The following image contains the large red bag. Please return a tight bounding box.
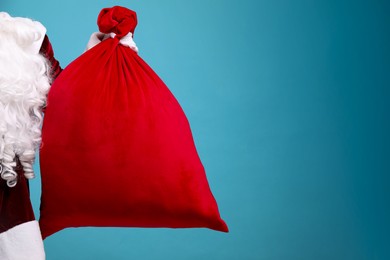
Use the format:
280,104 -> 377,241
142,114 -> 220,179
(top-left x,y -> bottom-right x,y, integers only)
39,6 -> 228,238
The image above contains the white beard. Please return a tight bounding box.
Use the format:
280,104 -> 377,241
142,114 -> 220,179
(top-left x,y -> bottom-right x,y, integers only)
0,12 -> 50,187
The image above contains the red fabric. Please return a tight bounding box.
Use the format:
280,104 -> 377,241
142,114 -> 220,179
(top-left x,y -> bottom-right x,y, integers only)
98,6 -> 137,37
40,34 -> 62,113
0,167 -> 35,233
39,35 -> 62,81
39,6 -> 228,239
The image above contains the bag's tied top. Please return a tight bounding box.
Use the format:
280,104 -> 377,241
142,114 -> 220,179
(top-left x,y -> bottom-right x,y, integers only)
86,6 -> 138,52
98,6 -> 137,38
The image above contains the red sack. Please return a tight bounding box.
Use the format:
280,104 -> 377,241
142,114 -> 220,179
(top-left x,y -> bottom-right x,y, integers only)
39,6 -> 228,239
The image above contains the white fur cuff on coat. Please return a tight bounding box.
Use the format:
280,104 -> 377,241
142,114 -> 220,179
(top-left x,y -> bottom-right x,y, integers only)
0,220 -> 45,260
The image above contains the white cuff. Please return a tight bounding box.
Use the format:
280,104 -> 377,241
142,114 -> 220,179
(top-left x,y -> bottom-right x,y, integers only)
0,220 -> 45,260
86,31 -> 138,53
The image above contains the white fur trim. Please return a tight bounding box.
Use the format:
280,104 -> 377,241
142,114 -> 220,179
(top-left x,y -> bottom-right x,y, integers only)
86,31 -> 138,53
0,12 -> 46,55
86,32 -> 106,51
27,21 -> 47,55
0,220 -> 45,260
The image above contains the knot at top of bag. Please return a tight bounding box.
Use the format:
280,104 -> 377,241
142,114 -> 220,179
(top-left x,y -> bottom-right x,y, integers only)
97,6 -> 137,39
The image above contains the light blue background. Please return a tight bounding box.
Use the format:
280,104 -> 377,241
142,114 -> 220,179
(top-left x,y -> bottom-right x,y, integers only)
2,0 -> 389,259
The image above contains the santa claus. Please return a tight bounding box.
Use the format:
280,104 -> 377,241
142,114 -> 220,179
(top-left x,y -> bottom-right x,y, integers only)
0,12 -> 61,259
